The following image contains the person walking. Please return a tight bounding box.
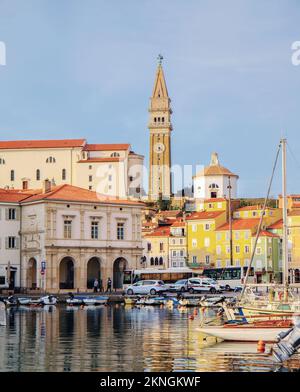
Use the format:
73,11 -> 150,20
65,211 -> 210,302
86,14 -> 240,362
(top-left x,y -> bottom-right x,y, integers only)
93,278 -> 99,293
99,278 -> 103,293
106,277 -> 112,293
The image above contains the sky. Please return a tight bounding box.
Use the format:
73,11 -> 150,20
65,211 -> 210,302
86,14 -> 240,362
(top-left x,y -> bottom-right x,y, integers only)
0,0 -> 300,197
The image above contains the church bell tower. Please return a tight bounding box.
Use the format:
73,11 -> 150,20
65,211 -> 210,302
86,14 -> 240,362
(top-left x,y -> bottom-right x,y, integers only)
148,55 -> 172,201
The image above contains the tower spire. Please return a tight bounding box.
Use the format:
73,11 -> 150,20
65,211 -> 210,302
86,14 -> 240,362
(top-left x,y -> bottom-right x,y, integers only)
148,56 -> 172,201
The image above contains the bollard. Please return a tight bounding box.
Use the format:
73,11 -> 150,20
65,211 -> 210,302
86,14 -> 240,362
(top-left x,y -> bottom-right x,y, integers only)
257,340 -> 266,353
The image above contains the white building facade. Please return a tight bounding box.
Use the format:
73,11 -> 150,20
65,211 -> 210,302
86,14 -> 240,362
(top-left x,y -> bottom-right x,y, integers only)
0,184 -> 144,292
0,139 -> 144,199
193,152 -> 238,200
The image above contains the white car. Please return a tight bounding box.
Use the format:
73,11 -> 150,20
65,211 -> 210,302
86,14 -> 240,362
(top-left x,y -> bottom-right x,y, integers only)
168,279 -> 188,292
126,280 -> 168,296
187,278 -> 222,294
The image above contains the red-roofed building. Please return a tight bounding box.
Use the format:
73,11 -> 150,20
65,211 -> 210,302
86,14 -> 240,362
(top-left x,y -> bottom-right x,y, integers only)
0,182 -> 145,292
0,138 -> 144,199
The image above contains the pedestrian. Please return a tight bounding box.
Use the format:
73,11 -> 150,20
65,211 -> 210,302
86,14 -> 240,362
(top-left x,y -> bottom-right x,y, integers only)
93,278 -> 99,293
99,278 -> 103,293
106,277 -> 112,293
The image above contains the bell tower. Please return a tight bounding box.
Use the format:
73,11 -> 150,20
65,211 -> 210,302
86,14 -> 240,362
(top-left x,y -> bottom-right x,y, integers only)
148,55 -> 172,201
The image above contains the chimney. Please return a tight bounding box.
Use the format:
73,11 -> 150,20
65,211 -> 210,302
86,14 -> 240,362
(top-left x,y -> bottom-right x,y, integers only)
43,179 -> 51,193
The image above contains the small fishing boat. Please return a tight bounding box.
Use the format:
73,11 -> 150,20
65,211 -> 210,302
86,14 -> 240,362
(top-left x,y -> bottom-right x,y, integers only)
135,296 -> 166,306
124,297 -> 138,305
200,296 -> 226,308
40,295 -> 57,305
143,297 -> 165,306
179,298 -> 201,307
198,319 -> 293,342
82,296 -> 108,306
66,293 -> 88,305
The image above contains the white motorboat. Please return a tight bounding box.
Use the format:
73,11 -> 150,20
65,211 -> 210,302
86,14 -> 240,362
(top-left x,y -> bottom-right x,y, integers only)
40,295 -> 57,305
198,320 -> 293,342
82,296 -> 108,306
179,298 -> 200,307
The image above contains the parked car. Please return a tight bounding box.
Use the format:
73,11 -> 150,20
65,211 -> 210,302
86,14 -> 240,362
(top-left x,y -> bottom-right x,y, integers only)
187,278 -> 222,294
168,279 -> 188,292
126,280 -> 168,296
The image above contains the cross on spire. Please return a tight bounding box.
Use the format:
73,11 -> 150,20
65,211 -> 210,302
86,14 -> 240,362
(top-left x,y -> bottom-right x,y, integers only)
157,54 -> 163,65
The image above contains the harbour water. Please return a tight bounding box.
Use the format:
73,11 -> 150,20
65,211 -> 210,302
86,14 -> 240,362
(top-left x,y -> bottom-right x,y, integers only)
0,305 -> 299,372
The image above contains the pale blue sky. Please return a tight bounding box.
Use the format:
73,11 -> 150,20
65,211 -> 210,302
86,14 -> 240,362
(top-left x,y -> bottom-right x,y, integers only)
0,0 -> 300,197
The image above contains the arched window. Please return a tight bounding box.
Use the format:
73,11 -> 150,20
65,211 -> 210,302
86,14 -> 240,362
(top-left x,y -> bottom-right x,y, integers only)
10,170 -> 15,181
111,152 -> 120,158
62,169 -> 66,180
159,257 -> 163,265
46,156 -> 56,163
209,183 -> 219,189
154,257 -> 159,266
36,169 -> 40,180
150,257 -> 154,266
0,158 -> 5,164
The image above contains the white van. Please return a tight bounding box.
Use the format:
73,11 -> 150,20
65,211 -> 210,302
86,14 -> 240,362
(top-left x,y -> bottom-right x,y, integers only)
187,278 -> 222,294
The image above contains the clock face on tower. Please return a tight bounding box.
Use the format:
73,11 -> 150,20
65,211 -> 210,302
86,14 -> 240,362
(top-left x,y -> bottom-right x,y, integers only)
154,142 -> 165,154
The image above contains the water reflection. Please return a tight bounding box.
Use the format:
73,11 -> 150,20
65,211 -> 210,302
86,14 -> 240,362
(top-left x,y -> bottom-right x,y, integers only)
0,305 -> 299,372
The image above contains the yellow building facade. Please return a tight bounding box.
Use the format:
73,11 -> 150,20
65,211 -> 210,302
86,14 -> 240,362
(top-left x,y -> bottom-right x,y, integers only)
186,211 -> 227,267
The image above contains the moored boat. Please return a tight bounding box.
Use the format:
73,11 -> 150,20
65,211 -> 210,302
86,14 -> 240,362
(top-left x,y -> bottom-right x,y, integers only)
179,298 -> 201,307
198,319 -> 293,342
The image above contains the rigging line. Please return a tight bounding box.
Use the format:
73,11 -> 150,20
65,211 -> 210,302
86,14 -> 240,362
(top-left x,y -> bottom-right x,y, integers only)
240,142 -> 282,300
287,141 -> 300,171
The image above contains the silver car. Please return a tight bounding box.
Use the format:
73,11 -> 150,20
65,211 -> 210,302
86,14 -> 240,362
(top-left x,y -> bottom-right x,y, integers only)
126,280 -> 167,296
168,279 -> 188,293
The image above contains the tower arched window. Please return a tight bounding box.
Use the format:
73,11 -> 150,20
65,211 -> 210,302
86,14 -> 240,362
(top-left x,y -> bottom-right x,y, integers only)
111,152 -> 120,158
209,183 -> 219,189
62,169 -> 66,180
36,169 -> 40,180
46,156 -> 56,163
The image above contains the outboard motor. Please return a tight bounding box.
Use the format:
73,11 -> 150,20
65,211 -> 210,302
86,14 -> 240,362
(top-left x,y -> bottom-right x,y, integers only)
272,316 -> 300,362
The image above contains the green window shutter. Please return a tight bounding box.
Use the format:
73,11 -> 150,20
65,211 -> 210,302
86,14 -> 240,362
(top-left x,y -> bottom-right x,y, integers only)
5,208 -> 9,220
5,237 -> 8,249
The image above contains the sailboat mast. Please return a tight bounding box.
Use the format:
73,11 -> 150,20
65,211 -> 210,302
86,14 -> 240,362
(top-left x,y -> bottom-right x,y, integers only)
281,138 -> 289,290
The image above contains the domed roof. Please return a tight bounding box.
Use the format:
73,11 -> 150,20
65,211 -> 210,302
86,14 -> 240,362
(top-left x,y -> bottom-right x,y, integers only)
195,153 -> 239,178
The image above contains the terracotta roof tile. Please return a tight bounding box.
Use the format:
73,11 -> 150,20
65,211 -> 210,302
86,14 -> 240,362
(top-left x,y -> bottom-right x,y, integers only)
20,184 -> 145,206
256,230 -> 279,238
186,211 -> 224,221
216,218 -> 260,231
83,144 -> 130,151
288,210 -> 300,217
0,139 -> 86,149
144,226 -> 171,237
78,157 -> 124,163
267,219 -> 283,229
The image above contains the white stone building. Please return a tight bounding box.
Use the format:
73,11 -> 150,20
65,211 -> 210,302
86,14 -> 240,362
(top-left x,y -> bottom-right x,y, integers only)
0,183 -> 144,292
193,152 -> 238,200
0,139 -> 144,199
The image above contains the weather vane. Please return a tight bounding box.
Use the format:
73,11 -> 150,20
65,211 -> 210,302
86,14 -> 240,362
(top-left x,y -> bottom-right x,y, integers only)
157,54 -> 163,65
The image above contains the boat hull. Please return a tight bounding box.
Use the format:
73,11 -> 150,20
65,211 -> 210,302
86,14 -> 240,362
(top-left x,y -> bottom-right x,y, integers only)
198,326 -> 290,342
